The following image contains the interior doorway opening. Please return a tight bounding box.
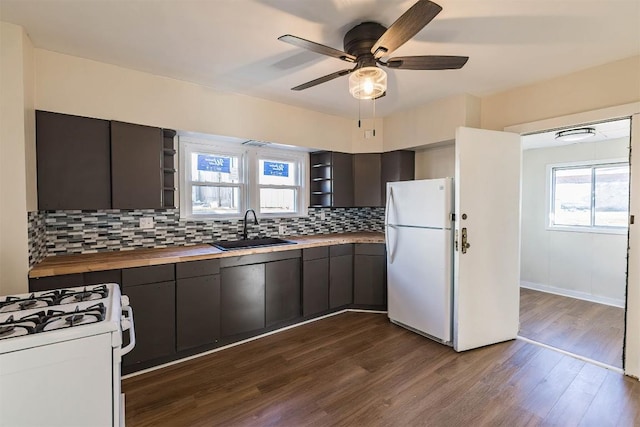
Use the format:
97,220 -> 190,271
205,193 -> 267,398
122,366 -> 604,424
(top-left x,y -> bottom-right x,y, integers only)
518,118 -> 631,369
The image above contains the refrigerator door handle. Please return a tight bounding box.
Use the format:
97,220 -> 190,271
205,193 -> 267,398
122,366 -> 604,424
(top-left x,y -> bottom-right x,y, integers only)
385,186 -> 396,263
385,185 -> 394,226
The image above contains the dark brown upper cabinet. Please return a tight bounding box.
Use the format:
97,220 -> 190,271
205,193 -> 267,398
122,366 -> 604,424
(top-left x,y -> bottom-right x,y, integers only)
309,151 -> 354,208
381,150 -> 415,205
353,153 -> 382,207
331,152 -> 354,207
111,121 -> 164,209
36,111 -> 112,210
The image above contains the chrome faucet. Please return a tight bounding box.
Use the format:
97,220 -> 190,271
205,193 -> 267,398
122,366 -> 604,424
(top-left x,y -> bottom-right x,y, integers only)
242,209 -> 259,240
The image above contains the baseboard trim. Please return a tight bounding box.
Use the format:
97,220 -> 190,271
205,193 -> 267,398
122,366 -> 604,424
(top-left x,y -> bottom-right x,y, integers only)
122,309 -> 387,380
520,281 -> 625,308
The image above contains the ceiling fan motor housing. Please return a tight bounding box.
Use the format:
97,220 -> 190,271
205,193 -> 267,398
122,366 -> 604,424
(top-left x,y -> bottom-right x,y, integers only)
344,22 -> 387,67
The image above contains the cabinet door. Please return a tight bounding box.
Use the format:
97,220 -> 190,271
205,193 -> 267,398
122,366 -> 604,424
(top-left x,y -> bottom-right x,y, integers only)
266,258 -> 301,327
122,280 -> 176,367
354,153 -> 382,207
329,254 -> 353,308
177,275 -> 220,351
111,121 -> 163,209
220,264 -> 265,336
354,254 -> 387,306
332,152 -> 354,207
302,258 -> 329,316
36,111 -> 111,210
381,150 -> 415,204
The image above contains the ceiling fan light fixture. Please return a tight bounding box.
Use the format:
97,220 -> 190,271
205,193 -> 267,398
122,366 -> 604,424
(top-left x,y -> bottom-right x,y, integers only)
555,127 -> 596,142
348,66 -> 387,100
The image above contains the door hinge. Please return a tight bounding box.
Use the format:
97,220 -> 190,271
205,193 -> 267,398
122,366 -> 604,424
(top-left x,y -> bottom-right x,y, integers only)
631,215 -> 635,225
450,213 -> 456,222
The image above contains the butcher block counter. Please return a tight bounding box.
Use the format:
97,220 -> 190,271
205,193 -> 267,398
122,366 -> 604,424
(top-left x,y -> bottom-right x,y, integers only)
29,232 -> 384,278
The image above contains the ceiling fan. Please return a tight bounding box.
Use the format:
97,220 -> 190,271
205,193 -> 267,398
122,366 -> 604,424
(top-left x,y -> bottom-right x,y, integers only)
278,0 -> 469,100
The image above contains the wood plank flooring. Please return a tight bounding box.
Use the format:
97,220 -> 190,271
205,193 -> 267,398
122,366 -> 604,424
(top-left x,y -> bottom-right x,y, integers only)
519,288 -> 625,368
123,312 -> 640,426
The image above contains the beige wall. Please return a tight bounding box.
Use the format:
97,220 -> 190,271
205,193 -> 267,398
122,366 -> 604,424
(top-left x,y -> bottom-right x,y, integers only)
414,143 -> 455,180
383,94 -> 480,151
35,49 -> 354,153
0,22 -> 34,295
521,138 -> 629,305
481,56 -> 640,131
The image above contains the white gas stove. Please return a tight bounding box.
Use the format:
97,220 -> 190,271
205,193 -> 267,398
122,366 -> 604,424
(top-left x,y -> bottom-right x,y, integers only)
0,283 -> 135,427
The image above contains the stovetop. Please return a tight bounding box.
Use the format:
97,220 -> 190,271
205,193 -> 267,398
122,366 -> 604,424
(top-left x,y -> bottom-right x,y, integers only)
0,284 -> 123,349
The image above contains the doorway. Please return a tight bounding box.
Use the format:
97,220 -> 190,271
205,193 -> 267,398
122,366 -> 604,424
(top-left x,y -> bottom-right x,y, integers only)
518,118 -> 631,369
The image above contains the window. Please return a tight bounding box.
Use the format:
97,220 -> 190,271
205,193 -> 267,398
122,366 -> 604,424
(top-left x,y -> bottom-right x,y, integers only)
180,138 -> 307,219
257,155 -> 301,214
549,160 -> 629,232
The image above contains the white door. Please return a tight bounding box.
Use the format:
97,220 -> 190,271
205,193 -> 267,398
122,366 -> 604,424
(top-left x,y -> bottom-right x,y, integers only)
453,126 -> 522,352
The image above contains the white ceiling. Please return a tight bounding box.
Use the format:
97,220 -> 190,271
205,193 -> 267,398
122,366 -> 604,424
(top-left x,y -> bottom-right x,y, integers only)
522,118 -> 631,150
1,0 -> 639,119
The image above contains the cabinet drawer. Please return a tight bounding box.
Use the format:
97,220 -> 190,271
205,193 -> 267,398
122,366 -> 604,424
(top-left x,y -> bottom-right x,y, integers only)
354,243 -> 386,256
220,250 -> 301,268
303,246 -> 329,261
84,269 -> 122,286
29,274 -> 84,292
176,259 -> 220,279
122,264 -> 175,287
330,244 -> 353,257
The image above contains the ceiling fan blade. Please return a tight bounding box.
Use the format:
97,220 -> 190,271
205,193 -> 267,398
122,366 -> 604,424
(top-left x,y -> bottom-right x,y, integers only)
371,0 -> 442,59
291,69 -> 354,91
278,35 -> 356,63
382,55 -> 469,70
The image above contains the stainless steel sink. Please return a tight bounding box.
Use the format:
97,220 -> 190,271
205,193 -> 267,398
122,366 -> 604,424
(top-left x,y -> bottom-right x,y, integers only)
211,237 -> 297,251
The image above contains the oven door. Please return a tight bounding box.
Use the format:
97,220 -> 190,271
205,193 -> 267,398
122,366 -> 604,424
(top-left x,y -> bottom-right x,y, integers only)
0,333 -> 113,427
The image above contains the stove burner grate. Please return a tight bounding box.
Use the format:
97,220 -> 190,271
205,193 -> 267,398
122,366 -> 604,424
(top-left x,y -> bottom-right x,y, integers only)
36,303 -> 106,333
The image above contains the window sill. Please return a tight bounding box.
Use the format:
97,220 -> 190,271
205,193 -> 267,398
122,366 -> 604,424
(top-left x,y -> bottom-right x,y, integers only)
546,225 -> 628,235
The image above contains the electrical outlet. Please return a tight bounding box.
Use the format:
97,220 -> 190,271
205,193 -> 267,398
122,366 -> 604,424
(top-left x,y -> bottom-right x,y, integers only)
279,224 -> 286,235
320,211 -> 326,221
139,217 -> 154,229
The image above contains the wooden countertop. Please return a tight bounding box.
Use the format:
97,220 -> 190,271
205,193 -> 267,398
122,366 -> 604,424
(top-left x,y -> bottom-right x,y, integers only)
29,232 -> 385,278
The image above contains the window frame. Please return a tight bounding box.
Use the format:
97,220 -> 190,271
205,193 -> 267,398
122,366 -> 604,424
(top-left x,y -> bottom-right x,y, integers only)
251,148 -> 305,218
546,158 -> 629,235
179,137 -> 308,220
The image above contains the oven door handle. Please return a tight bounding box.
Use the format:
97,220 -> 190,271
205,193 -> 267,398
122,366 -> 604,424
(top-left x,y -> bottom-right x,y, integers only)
120,305 -> 136,357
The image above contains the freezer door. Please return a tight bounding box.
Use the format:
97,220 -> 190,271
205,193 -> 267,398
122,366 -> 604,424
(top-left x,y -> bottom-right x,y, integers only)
386,178 -> 452,229
387,225 -> 452,342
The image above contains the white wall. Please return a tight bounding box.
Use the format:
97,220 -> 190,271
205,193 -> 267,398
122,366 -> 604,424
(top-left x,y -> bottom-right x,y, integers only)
520,137 -> 629,306
0,22 -> 34,296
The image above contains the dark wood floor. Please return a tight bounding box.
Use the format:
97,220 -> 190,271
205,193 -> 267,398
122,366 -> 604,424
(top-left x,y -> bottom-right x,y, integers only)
519,288 -> 625,368
123,312 -> 640,426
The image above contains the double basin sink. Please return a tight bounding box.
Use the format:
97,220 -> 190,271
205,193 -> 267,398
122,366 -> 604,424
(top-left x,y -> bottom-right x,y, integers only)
211,237 -> 297,251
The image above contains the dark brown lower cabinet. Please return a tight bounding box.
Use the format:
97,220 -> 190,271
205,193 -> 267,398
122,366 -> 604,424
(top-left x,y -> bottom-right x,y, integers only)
122,280 -> 176,367
176,275 -> 220,351
354,244 -> 387,306
329,245 -> 354,308
220,264 -> 266,336
302,248 -> 329,316
266,258 -> 301,327
29,269 -> 122,292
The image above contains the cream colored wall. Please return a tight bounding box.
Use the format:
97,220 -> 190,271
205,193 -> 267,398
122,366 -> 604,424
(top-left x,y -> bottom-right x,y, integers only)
35,49 -> 353,153
414,143 -> 455,180
521,138 -> 629,305
351,118 -> 383,153
481,56 -> 640,131
383,94 -> 480,151
0,22 -> 34,295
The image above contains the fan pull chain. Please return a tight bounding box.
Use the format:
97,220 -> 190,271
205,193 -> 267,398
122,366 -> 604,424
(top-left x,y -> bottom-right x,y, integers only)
358,97 -> 361,128
373,97 -> 376,137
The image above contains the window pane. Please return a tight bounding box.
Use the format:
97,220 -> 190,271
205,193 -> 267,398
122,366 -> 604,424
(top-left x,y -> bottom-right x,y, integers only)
191,186 -> 240,215
595,165 -> 629,227
191,153 -> 241,183
260,188 -> 296,213
259,159 -> 296,186
553,167 -> 591,226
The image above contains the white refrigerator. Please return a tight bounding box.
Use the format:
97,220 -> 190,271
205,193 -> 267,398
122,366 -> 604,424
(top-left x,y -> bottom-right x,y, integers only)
385,178 -> 454,344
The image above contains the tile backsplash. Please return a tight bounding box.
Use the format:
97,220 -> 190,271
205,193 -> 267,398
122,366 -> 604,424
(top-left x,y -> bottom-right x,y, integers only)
27,207 -> 384,265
